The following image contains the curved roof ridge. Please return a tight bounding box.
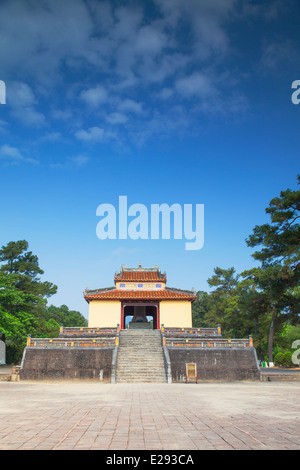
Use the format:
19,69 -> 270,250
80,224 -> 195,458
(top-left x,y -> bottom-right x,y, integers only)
84,288 -> 196,303
114,264 -> 167,282
166,286 -> 196,295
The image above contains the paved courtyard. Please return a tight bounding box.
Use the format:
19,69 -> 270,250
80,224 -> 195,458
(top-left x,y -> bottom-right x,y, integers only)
0,380 -> 299,450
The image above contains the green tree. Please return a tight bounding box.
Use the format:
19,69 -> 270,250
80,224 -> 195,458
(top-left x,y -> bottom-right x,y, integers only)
0,240 -> 87,363
245,176 -> 300,363
193,267 -> 251,338
238,273 -> 272,361
0,240 -> 57,298
205,267 -> 245,338
192,291 -> 213,327
0,240 -> 58,362
0,271 -> 40,362
46,304 -> 87,327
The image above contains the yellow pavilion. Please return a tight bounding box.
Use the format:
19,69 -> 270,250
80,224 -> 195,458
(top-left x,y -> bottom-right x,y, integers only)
84,264 -> 197,329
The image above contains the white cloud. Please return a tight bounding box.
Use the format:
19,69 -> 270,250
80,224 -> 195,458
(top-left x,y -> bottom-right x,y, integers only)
8,81 -> 45,127
118,99 -> 143,114
153,0 -> 236,56
259,40 -> 299,72
134,24 -> 168,57
79,85 -> 108,107
52,108 -> 73,121
113,5 -> 143,41
38,131 -> 62,142
12,107 -> 46,127
75,126 -> 105,142
0,143 -> 39,164
156,88 -> 174,100
106,112 -> 128,125
0,0 -> 286,148
0,0 -> 95,84
71,154 -> 90,166
8,82 -> 35,108
175,72 -> 215,98
0,120 -> 8,134
0,144 -> 23,160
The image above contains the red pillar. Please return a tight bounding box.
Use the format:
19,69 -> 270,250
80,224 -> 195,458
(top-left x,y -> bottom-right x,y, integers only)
120,303 -> 124,330
156,303 -> 160,329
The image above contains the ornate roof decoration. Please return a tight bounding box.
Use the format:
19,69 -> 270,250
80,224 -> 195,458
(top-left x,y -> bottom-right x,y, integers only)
84,265 -> 196,303
114,264 -> 167,282
84,287 -> 196,302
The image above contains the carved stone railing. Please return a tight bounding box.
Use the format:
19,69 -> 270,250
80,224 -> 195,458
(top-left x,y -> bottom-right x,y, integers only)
26,336 -> 116,348
163,326 -> 222,337
111,325 -> 120,384
59,326 -> 117,337
165,337 -> 253,348
160,325 -> 172,383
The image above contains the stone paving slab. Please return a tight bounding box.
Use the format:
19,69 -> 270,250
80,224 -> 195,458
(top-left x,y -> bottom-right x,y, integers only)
0,380 -> 299,450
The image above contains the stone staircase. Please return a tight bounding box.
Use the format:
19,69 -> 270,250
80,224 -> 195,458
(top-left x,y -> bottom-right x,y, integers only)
116,329 -> 166,383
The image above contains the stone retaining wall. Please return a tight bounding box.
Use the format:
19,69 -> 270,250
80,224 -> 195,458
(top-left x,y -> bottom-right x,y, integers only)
20,347 -> 114,381
168,347 -> 260,382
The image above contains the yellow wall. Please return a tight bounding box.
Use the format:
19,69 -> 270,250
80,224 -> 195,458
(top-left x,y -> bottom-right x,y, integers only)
88,300 -> 121,328
160,301 -> 192,328
115,282 -> 165,290
88,299 -> 193,328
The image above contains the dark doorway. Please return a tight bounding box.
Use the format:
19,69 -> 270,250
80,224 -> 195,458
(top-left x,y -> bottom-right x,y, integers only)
122,303 -> 159,329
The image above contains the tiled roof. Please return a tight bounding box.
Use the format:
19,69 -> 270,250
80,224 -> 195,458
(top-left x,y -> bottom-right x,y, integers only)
84,288 -> 196,302
114,271 -> 166,282
114,264 -> 167,282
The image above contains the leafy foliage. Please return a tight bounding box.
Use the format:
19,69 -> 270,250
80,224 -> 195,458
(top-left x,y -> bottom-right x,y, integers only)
0,240 -> 87,363
193,175 -> 300,364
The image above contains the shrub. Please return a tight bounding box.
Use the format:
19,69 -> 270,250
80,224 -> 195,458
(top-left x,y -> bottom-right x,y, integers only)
274,352 -> 284,366
282,351 -> 293,368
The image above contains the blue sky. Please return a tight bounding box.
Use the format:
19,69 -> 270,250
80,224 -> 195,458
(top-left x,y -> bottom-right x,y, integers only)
0,0 -> 299,318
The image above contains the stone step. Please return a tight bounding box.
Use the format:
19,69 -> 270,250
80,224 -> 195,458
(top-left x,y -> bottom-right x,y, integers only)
117,376 -> 166,380
120,345 -> 161,348
117,375 -> 166,380
117,370 -> 164,373
120,335 -> 161,339
0,374 -> 11,382
118,379 -> 166,382
118,344 -> 162,347
117,351 -> 163,356
116,369 -> 165,377
120,337 -> 161,340
117,362 -> 163,366
118,347 -> 162,350
119,340 -> 161,343
120,339 -> 161,342
117,363 -> 165,368
117,375 -> 165,378
118,352 -> 162,356
120,330 -> 161,333
117,361 -> 165,365
117,350 -> 163,354
117,359 -> 165,364
117,362 -> 163,365
119,370 -> 165,373
119,338 -> 161,342
116,329 -> 166,383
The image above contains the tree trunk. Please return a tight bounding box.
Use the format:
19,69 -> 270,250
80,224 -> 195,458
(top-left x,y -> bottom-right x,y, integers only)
268,309 -> 277,364
254,317 -> 263,362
